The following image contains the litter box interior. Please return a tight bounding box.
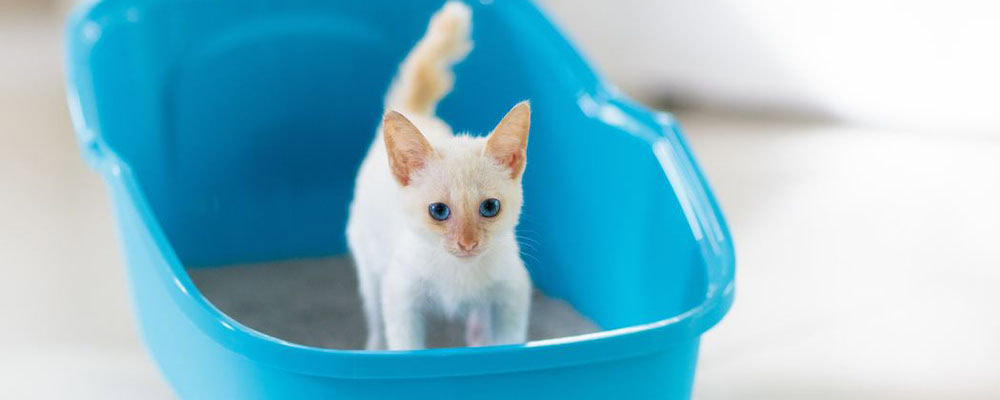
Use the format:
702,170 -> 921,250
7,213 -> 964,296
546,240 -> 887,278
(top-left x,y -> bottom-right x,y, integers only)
83,1 -> 708,342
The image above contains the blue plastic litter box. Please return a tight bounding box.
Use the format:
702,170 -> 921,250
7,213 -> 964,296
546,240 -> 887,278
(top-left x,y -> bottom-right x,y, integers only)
64,0 -> 735,398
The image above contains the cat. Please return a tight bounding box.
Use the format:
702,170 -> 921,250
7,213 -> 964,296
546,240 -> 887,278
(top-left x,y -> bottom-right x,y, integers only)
346,2 -> 532,351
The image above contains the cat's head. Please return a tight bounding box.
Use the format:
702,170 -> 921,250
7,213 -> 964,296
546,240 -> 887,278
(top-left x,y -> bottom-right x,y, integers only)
383,101 -> 530,259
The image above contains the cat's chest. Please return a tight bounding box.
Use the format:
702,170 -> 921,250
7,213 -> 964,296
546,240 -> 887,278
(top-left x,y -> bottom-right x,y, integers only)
421,261 -> 495,316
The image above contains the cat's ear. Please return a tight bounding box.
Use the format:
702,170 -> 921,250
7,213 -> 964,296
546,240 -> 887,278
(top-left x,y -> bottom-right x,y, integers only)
486,101 -> 530,179
384,110 -> 434,186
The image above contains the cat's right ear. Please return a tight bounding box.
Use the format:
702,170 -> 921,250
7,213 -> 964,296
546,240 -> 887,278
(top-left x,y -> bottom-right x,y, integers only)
383,110 -> 434,186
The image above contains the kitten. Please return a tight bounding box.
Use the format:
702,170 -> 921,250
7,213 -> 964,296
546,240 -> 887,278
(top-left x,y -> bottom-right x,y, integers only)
346,2 -> 531,351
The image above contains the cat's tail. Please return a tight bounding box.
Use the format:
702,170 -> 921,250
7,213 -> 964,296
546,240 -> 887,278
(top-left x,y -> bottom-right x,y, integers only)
384,1 -> 472,116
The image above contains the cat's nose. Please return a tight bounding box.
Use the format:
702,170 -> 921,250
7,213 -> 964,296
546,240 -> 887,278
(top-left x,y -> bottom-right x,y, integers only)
457,239 -> 479,252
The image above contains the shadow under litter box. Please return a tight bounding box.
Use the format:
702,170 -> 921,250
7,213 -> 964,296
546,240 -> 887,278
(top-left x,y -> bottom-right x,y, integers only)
189,257 -> 600,349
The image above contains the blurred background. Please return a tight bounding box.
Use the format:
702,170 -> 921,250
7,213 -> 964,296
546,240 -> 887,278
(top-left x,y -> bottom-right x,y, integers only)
1,0 -> 997,398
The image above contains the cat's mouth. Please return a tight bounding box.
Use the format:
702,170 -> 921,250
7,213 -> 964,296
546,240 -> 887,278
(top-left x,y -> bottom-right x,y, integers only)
448,247 -> 484,259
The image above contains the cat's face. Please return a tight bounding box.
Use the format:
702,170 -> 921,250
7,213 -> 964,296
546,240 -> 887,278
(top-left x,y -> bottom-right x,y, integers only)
384,102 -> 530,259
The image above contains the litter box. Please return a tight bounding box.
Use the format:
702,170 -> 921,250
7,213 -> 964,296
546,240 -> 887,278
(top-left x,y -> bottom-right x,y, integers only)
64,0 -> 735,398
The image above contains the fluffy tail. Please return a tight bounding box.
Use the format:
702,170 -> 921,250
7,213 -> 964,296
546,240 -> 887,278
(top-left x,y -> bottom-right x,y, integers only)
384,1 -> 472,116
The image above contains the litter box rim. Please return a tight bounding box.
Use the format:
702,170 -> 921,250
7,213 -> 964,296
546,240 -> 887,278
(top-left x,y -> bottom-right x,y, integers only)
65,0 -> 735,380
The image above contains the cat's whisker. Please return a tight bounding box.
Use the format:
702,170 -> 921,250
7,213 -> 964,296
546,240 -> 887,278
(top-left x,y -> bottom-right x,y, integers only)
518,245 -> 538,255
515,235 -> 538,244
515,243 -> 538,254
515,237 -> 541,249
519,252 -> 542,273
515,229 -> 542,238
515,235 -> 540,244
519,249 -> 540,262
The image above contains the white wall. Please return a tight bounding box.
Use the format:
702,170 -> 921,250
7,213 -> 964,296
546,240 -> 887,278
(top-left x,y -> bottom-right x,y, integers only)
538,0 -> 1000,137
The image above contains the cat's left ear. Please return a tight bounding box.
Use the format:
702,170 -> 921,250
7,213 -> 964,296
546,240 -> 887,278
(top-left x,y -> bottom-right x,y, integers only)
486,101 -> 530,179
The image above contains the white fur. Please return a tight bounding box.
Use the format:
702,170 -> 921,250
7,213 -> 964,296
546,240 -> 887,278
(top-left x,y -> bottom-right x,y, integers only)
346,2 -> 531,351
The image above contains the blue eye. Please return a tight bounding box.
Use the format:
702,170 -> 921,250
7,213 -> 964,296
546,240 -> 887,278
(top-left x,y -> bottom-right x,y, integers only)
479,198 -> 501,218
428,203 -> 450,221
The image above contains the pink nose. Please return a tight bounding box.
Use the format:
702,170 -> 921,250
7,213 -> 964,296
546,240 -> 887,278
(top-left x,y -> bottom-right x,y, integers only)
458,240 -> 479,252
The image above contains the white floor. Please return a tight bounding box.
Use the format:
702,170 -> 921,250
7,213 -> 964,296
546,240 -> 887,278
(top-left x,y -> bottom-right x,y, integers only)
0,12 -> 175,400
685,112 -> 1000,399
2,10 -> 998,400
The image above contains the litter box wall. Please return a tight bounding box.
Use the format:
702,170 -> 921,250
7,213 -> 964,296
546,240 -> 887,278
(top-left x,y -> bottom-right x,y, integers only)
66,0 -> 735,399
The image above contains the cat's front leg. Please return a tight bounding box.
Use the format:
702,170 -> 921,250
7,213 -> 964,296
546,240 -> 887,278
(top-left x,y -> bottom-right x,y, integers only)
465,303 -> 493,347
490,271 -> 531,345
381,270 -> 426,350
359,272 -> 385,350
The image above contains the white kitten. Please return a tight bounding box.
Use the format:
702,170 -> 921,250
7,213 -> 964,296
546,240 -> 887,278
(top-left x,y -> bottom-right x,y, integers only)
346,2 -> 531,351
